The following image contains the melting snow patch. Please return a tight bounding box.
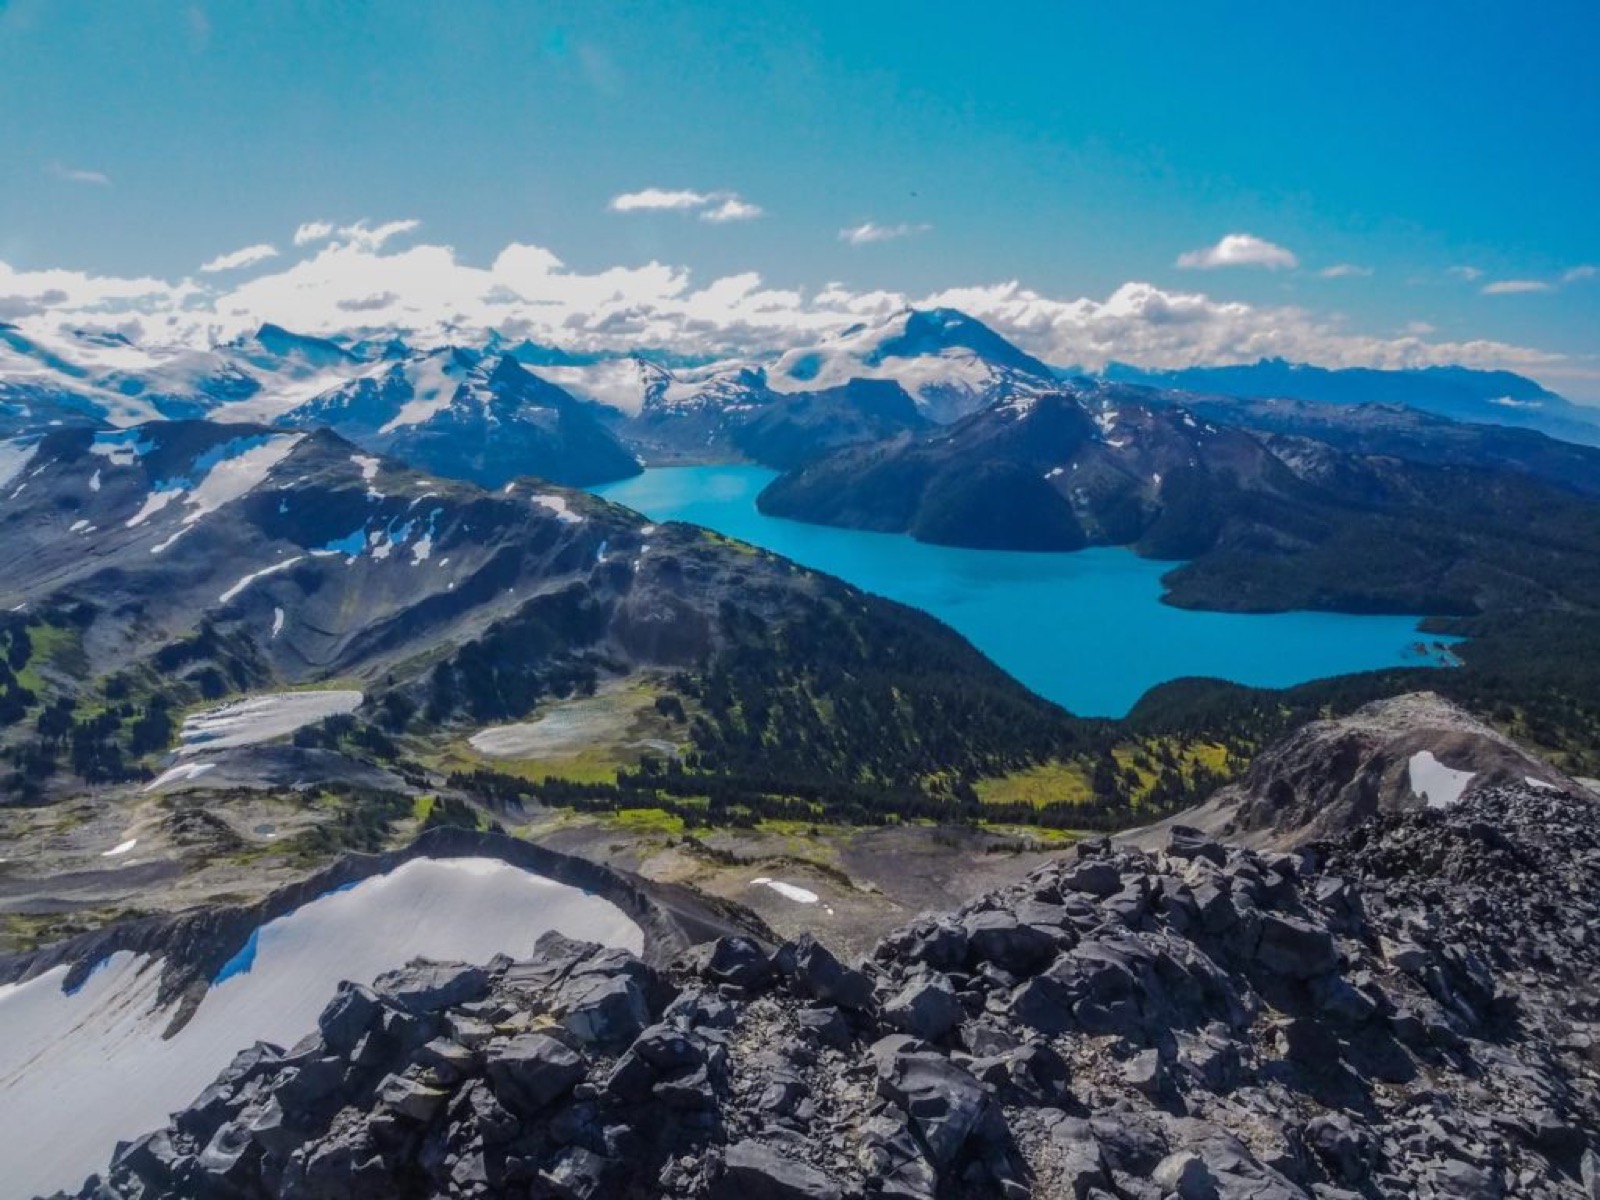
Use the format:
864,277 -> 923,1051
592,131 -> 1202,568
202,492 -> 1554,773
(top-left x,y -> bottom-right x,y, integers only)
1524,776 -> 1559,791
100,839 -> 138,858
533,494 -> 583,524
351,454 -> 380,482
219,555 -> 304,604
89,469 -> 101,492
89,429 -> 155,467
126,487 -> 182,528
177,690 -> 362,756
0,857 -> 643,1199
144,761 -> 218,792
69,519 -> 90,533
271,607 -> 285,638
0,438 -> 39,491
1408,751 -> 1476,809
751,878 -> 820,904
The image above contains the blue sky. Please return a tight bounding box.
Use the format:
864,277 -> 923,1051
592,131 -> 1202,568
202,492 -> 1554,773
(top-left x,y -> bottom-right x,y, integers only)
2,0 -> 1597,396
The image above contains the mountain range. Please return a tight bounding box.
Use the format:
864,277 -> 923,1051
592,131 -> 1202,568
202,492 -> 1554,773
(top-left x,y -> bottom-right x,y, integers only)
6,308 -> 1596,492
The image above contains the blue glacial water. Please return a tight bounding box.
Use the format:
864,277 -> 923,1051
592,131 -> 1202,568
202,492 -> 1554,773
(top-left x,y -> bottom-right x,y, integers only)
594,466 -> 1459,718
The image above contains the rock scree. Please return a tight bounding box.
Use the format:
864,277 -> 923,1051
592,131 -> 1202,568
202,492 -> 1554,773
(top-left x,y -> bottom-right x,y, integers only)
58,782 -> 1600,1199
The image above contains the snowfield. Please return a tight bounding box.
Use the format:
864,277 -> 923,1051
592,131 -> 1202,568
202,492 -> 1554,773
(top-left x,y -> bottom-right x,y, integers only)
0,857 -> 643,1198
1408,750 -> 1477,809
176,690 -> 363,756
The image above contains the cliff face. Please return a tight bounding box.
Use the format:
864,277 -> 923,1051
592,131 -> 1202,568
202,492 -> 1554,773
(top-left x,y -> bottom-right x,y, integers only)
66,781 -> 1600,1200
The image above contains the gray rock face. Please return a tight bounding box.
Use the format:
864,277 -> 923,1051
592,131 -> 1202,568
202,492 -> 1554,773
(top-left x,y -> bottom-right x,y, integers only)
67,783 -> 1600,1200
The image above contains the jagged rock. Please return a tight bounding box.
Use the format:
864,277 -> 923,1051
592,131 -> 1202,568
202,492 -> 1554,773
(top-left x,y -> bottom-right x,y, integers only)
483,1033 -> 587,1114
62,781 -> 1600,1200
370,961 -> 490,1014
690,936 -> 774,990
1168,826 -> 1228,867
1060,861 -> 1122,897
556,972 -> 650,1046
963,910 -> 1056,973
718,1140 -> 844,1199
539,1145 -> 617,1200
1255,913 -> 1339,978
786,933 -> 873,1012
883,973 -> 964,1041
316,983 -> 384,1054
1304,1114 -> 1374,1184
1154,1150 -> 1220,1200
874,1043 -> 997,1168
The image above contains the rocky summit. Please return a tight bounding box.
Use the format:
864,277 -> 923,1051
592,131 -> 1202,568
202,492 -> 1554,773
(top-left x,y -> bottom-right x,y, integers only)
63,781 -> 1600,1200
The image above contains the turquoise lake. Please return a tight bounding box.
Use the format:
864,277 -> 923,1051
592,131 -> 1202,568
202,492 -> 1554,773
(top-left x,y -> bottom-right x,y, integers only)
594,466 -> 1459,718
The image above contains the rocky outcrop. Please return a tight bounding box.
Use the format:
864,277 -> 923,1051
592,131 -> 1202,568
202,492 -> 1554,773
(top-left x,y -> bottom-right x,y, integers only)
63,781 -> 1599,1199
1147,692 -> 1580,849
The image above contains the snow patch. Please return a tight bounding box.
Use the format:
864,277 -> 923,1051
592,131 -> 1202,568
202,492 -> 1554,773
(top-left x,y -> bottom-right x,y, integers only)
1407,751 -> 1476,809
271,607 -> 285,638
0,439 -> 39,491
144,761 -> 217,792
533,494 -> 583,524
88,429 -> 155,467
177,690 -> 362,756
100,838 -> 138,858
751,878 -> 820,904
219,555 -> 304,604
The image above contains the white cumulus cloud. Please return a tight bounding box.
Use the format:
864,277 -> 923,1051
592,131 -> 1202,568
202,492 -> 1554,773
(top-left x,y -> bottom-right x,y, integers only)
1318,263 -> 1372,279
839,222 -> 932,246
1176,234 -> 1298,271
199,243 -> 279,273
0,228 -> 1570,395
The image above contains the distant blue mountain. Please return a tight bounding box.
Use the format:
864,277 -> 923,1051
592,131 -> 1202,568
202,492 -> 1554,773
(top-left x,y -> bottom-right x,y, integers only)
1095,358 -> 1600,447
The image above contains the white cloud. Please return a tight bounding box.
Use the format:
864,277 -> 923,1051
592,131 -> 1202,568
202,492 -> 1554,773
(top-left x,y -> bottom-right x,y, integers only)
608,188 -> 763,222
1448,265 -> 1484,282
839,222 -> 932,246
1176,233 -> 1298,271
1481,279 -> 1553,295
700,196 -> 763,223
293,221 -> 336,246
1318,263 -> 1372,278
45,162 -> 110,187
199,243 -> 279,273
609,188 -> 715,213
1563,265 -> 1597,283
0,229 -> 1568,393
290,219 -> 418,250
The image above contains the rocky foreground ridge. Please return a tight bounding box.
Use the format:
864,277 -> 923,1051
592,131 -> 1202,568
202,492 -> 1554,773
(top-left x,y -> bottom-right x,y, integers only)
64,782 -> 1600,1200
